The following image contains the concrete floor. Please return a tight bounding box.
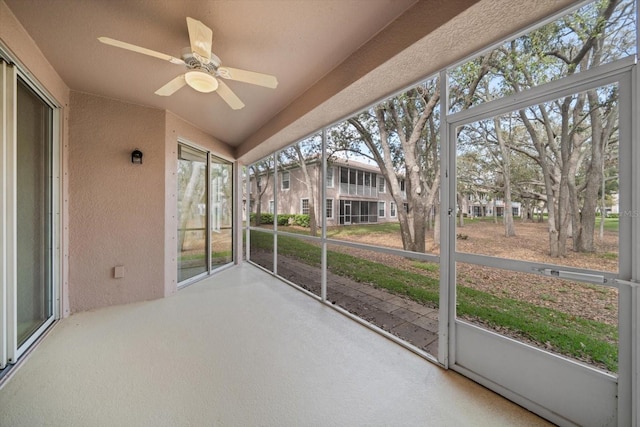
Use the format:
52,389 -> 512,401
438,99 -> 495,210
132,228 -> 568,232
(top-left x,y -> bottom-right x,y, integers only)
0,263 -> 552,427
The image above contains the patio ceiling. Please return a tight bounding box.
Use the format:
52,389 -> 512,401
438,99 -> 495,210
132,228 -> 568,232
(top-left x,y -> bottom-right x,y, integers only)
4,0 -> 574,163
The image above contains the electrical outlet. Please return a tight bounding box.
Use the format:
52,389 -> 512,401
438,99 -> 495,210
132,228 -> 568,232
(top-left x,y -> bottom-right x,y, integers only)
114,265 -> 125,279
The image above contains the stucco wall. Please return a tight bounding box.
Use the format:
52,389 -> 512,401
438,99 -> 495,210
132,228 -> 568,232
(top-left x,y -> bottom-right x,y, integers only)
68,91 -> 166,312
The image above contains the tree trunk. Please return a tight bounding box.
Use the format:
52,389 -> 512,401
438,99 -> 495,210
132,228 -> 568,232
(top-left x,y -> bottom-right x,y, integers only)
433,202 -> 440,246
538,203 -> 545,223
492,200 -> 497,224
294,144 -> 318,236
457,193 -> 464,227
494,118 -> 515,237
519,108 -> 560,256
576,89 -> 615,252
521,200 -> 529,223
251,165 -> 271,227
179,164 -> 204,251
255,197 -> 262,226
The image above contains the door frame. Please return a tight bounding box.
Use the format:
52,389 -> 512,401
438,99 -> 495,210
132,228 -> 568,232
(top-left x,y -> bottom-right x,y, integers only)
442,57 -> 636,426
344,201 -> 352,225
0,55 -> 61,368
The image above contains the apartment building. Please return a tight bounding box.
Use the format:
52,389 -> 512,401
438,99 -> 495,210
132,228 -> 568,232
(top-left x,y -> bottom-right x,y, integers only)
249,158 -> 407,226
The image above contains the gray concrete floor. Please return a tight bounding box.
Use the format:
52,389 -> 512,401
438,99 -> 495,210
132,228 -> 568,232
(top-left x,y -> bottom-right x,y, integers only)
0,263 -> 551,426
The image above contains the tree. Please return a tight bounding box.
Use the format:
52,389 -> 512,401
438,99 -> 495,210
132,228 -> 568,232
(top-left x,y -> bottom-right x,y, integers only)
178,159 -> 206,252
344,80 -> 441,252
450,0 -> 630,256
249,160 -> 272,226
279,135 -> 322,237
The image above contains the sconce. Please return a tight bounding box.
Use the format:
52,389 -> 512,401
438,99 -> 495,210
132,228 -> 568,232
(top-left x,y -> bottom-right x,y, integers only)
131,149 -> 143,164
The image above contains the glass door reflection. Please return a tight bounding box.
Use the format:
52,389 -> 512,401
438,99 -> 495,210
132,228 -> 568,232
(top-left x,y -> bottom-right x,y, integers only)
210,156 -> 233,270
177,144 -> 208,283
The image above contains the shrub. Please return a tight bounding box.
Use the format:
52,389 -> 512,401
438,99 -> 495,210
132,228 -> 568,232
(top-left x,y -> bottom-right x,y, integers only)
249,213 -> 310,227
249,212 -> 274,225
277,214 -> 293,226
293,214 -> 310,227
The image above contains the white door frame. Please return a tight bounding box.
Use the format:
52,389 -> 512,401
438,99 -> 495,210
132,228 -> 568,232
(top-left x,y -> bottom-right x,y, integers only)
0,56 -> 61,368
443,57 -> 636,426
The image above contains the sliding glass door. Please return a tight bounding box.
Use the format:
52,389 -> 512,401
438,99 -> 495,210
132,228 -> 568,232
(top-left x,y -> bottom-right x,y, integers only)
1,60 -> 58,369
16,78 -> 54,348
177,143 -> 233,285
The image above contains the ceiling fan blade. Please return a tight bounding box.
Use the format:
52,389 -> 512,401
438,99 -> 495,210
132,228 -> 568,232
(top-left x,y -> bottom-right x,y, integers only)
217,67 -> 278,89
186,17 -> 213,63
216,80 -> 245,110
98,37 -> 185,65
155,75 -> 187,96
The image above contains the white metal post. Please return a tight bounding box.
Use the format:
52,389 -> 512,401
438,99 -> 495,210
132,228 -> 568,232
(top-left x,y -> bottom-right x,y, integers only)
5,61 -> 16,364
0,60 -> 11,368
321,129 -> 327,302
233,160 -> 243,265
630,58 -> 639,427
273,153 -> 278,275
438,69 -> 453,368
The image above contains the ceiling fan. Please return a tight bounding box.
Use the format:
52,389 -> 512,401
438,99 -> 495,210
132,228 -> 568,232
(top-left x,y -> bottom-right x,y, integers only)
98,17 -> 278,110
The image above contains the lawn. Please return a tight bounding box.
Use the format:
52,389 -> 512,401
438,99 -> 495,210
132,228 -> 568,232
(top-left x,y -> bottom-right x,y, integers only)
249,230 -> 618,372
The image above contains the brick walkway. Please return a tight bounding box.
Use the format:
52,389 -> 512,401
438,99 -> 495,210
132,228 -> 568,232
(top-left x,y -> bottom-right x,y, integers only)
257,253 -> 439,356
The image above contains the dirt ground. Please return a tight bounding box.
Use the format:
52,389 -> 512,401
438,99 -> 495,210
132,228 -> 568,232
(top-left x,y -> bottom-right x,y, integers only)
326,220 -> 619,326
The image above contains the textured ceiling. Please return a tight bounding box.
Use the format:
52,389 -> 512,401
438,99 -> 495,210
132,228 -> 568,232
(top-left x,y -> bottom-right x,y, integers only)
4,0 -> 417,146
4,0 -> 575,162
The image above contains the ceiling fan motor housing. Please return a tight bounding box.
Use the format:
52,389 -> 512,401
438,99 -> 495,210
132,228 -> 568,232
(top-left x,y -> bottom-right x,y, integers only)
181,48 -> 221,74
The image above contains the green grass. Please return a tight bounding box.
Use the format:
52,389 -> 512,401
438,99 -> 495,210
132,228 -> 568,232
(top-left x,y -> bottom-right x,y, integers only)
457,287 -> 617,371
250,231 -> 618,371
600,217 -> 619,232
178,253 -> 205,262
326,222 -> 401,238
178,250 -> 231,262
600,252 -> 618,260
412,261 -> 439,273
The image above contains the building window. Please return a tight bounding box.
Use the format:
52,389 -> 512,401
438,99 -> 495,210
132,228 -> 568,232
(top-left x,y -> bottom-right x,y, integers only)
326,199 -> 334,219
269,200 -> 275,214
403,202 -> 409,213
390,202 -> 396,218
301,198 -> 310,215
378,201 -> 385,218
340,167 -> 349,184
400,179 -> 405,192
281,171 -> 290,190
378,176 -> 386,193
326,167 -> 334,188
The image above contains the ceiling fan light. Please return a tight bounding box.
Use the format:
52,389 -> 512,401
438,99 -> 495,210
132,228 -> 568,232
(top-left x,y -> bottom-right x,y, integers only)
185,70 -> 218,93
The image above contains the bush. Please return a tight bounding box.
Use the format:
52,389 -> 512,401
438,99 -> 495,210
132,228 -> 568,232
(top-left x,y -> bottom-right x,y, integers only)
293,214 -> 310,227
277,214 -> 293,226
249,212 -> 310,228
250,212 -> 274,225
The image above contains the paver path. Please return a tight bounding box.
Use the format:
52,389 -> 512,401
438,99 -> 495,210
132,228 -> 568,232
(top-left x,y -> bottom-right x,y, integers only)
251,251 -> 439,356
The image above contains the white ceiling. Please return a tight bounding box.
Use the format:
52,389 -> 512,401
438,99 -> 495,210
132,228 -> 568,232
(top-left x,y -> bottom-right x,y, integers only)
4,0 -> 417,146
